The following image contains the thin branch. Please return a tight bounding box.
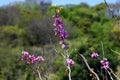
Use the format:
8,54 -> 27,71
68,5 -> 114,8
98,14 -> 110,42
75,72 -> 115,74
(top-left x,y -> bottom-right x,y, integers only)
53,45 -> 62,56
111,49 -> 120,55
106,69 -> 114,80
43,74 -> 48,80
63,50 -> 72,80
101,41 -> 105,58
69,49 -> 74,56
64,50 -> 69,58
109,68 -> 120,80
61,52 -> 66,59
37,70 -> 43,80
53,45 -> 72,80
77,53 -> 100,80
105,70 -> 108,80
67,64 -> 72,80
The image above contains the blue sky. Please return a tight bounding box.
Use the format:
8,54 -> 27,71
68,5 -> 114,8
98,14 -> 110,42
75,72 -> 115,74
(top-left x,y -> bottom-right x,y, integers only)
0,0 -> 117,6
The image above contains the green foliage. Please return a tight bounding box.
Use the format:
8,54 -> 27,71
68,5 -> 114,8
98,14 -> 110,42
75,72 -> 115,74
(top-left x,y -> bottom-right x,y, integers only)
91,3 -> 106,11
78,18 -> 92,33
0,46 -> 29,80
0,25 -> 25,46
52,3 -> 120,80
0,1 -> 119,80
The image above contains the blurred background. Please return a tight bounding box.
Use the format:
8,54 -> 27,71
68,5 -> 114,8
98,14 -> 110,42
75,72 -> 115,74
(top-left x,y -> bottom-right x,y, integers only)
0,0 -> 120,80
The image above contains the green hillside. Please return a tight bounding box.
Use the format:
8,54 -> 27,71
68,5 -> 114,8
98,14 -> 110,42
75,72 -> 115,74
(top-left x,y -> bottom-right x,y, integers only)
0,1 -> 120,80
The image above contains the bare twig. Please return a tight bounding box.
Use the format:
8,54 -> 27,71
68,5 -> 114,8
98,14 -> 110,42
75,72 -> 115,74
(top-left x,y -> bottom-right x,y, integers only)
52,45 -> 72,80
43,74 -> 48,80
109,68 -> 120,80
67,64 -> 72,80
37,70 -> 43,80
105,70 -> 108,80
53,45 -> 63,55
64,50 -> 72,80
77,53 -> 100,80
106,69 -> 114,80
111,49 -> 120,55
101,41 -> 105,58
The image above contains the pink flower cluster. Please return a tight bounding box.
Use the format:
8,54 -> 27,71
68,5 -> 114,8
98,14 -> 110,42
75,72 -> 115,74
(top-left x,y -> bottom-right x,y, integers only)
21,51 -> 45,64
53,12 -> 69,49
90,51 -> 110,70
100,58 -> 110,69
66,58 -> 74,65
91,52 -> 99,58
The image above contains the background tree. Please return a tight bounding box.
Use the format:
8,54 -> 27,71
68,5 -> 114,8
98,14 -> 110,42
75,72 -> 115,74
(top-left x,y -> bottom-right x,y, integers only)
0,1 -> 119,80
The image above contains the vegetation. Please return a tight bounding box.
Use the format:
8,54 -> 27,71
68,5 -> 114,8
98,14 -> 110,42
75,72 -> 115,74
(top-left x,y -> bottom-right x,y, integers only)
0,0 -> 120,80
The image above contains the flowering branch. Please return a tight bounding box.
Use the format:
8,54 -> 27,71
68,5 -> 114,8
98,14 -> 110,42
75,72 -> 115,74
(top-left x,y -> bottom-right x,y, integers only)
21,51 -> 45,80
77,53 -> 100,80
90,43 -> 120,80
20,2 -> 120,80
52,6 -> 74,80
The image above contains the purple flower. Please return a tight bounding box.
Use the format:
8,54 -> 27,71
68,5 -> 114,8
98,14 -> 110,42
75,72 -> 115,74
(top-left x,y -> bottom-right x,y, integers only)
21,51 -> 29,60
53,12 -> 63,28
100,58 -> 110,69
91,52 -> 99,58
53,28 -> 68,39
27,54 -> 36,64
53,17 -> 63,27
36,56 -> 45,61
53,10 -> 69,49
58,28 -> 68,39
59,40 -> 64,44
66,58 -> 74,65
21,51 -> 45,64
